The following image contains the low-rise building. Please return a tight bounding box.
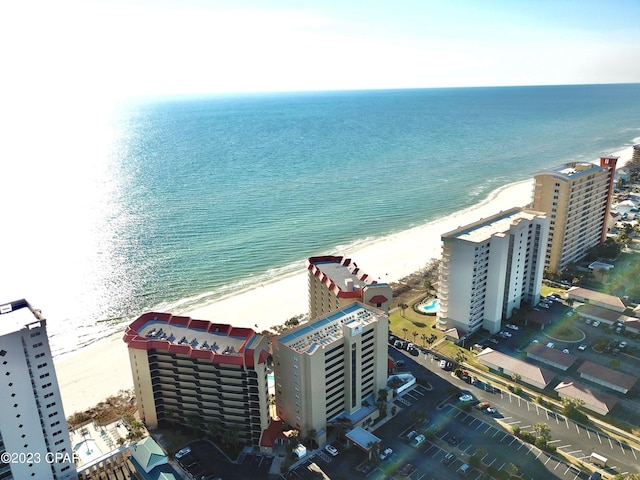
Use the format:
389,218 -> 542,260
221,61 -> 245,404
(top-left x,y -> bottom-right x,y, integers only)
524,344 -> 578,371
566,287 -> 626,312
476,348 -> 556,389
554,381 -> 617,416
577,361 -> 637,394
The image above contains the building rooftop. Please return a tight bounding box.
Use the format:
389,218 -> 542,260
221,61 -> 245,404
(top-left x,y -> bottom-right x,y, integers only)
278,302 -> 383,354
567,287 -> 626,311
577,304 -> 622,323
577,361 -> 638,391
0,299 -> 43,336
554,381 -> 617,414
476,348 -> 556,388
123,312 -> 268,366
442,208 -> 545,243
525,343 -> 578,368
536,162 -> 606,181
308,255 -> 383,298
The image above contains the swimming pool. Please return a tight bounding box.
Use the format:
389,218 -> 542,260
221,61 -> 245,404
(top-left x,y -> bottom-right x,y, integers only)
418,299 -> 439,314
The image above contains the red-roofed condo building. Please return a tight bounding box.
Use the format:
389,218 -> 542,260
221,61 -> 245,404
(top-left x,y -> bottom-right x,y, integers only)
124,312 -> 271,446
307,256 -> 392,320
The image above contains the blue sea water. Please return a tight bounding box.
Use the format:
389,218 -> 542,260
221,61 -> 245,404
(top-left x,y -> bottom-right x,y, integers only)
4,84 -> 640,356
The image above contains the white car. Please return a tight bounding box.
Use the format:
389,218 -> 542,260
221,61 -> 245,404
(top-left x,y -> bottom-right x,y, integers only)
380,447 -> 393,461
324,445 -> 339,456
592,321 -> 601,327
578,344 -> 587,351
546,342 -> 554,348
500,331 -> 512,338
506,324 -> 519,331
562,348 -> 570,354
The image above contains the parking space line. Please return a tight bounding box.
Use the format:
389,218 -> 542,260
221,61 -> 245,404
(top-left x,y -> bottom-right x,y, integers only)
585,428 -> 591,439
565,417 -> 570,429
608,437 -> 614,449
500,433 -> 509,441
483,425 -> 491,433
596,432 -> 602,444
631,447 -> 638,460
558,445 -> 572,449
553,460 -> 562,470
517,442 -> 525,451
548,439 -> 561,444
501,416 -> 512,421
509,437 -> 518,446
491,429 -> 500,438
619,441 -> 626,454
567,450 -> 582,455
575,424 -> 580,434
544,456 -> 552,465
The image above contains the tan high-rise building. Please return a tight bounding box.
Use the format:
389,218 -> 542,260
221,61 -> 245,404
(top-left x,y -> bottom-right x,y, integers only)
307,256 -> 392,320
123,312 -> 271,447
532,157 -> 617,273
273,302 -> 388,444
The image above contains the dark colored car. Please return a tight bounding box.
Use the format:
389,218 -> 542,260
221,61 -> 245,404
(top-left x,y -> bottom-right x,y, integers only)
443,453 -> 455,466
400,464 -> 415,476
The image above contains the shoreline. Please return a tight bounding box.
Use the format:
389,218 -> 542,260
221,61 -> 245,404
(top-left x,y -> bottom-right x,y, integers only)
54,145 -> 636,415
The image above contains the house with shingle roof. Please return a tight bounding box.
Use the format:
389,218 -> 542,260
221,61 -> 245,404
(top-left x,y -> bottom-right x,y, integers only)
566,287 -> 625,312
577,361 -> 638,394
476,348 -> 556,389
554,381 -> 618,416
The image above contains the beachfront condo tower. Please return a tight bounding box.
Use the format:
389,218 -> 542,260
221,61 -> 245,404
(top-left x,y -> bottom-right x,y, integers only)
0,299 -> 76,480
437,208 -> 550,335
273,302 -> 388,445
307,256 -> 393,320
123,313 -> 271,447
532,157 -> 618,273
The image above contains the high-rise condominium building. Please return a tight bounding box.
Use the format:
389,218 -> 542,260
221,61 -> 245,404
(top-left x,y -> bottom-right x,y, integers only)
0,299 -> 76,480
437,208 -> 549,335
532,157 -> 617,273
123,312 -> 271,447
273,302 -> 388,444
307,256 -> 392,320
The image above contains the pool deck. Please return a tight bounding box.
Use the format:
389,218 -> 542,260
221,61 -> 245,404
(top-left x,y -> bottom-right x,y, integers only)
71,419 -> 131,468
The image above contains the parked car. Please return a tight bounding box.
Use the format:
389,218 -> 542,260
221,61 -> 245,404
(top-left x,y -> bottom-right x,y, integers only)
324,445 -> 338,456
457,463 -> 471,477
379,447 -> 393,461
410,434 -> 426,447
546,342 -> 554,348
400,464 -> 415,476
592,321 -> 601,327
562,348 -> 570,354
475,401 -> 490,410
443,453 -> 456,466
406,430 -> 418,441
505,324 -> 519,330
439,360 -> 447,369
578,344 -> 587,351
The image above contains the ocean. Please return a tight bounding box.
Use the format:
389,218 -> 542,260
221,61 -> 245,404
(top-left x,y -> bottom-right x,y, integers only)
3,84 -> 640,357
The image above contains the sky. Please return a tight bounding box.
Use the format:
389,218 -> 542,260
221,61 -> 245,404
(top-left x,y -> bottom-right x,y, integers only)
2,0 -> 640,102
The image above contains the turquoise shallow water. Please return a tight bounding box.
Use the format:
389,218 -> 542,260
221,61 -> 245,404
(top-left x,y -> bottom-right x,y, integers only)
4,84 -> 640,356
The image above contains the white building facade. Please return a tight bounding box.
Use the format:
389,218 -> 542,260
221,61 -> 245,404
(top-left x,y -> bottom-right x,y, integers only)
437,209 -> 549,335
0,300 -> 76,480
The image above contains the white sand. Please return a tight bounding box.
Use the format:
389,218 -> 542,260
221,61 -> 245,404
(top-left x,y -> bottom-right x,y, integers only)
54,141 -> 636,415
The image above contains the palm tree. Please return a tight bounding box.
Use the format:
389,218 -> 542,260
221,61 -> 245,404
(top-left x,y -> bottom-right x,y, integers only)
366,441 -> 379,461
426,333 -> 437,347
402,327 -> 408,339
399,303 -> 408,317
421,333 -> 428,346
412,331 -> 418,344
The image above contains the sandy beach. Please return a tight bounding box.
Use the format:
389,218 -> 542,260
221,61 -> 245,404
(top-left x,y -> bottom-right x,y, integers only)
54,143 -> 636,416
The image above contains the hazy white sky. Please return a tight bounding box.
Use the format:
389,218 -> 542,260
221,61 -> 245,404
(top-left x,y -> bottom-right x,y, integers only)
3,0 -> 640,100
